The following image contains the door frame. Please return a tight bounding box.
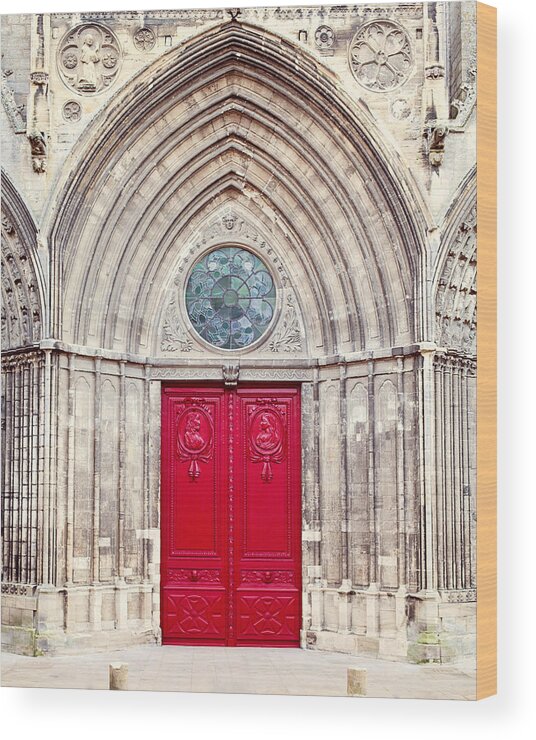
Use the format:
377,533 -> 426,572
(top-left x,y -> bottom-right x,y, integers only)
159,381 -> 303,647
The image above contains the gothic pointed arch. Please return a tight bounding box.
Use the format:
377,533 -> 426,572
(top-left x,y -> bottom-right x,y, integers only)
434,167 -> 477,355
45,21 -> 430,356
1,169 -> 45,351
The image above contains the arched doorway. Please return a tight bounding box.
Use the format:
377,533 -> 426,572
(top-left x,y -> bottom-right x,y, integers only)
11,19 -> 434,660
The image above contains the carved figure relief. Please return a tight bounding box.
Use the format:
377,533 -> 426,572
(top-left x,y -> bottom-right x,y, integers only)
424,124 -> 448,168
1,215 -> 42,350
28,132 -> 47,173
57,24 -> 121,95
176,404 -> 213,480
435,207 -> 476,354
248,406 -> 285,482
349,20 -> 413,91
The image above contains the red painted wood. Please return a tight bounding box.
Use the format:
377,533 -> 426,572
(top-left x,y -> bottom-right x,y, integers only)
161,385 -> 301,647
161,387 -> 228,645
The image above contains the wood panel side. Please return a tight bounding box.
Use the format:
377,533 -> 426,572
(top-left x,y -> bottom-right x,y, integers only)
476,0 -> 497,701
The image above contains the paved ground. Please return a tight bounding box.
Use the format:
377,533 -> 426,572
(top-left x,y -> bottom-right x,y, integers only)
0,645 -> 476,700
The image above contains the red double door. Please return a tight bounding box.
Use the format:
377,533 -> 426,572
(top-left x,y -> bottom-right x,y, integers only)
161,385 -> 301,647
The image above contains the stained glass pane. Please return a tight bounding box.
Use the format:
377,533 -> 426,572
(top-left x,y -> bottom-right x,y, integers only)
185,247 -> 276,350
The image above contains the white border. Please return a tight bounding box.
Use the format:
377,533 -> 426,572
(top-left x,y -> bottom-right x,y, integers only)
1,1 -> 534,739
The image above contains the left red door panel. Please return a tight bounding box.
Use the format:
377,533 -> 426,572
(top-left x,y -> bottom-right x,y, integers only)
160,387 -> 228,645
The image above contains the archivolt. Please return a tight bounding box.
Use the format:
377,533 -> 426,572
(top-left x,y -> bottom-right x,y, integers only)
1,170 -> 45,351
433,167 -> 477,355
46,21 -> 428,356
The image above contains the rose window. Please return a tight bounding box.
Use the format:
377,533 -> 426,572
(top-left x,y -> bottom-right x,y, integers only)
349,20 -> 413,92
185,247 -> 276,350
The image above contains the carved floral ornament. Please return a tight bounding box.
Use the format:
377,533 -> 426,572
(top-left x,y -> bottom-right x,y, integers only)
57,23 -> 121,95
349,19 -> 413,92
315,25 -> 335,49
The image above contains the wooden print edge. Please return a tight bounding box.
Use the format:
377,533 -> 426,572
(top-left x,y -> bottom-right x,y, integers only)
476,0 -> 497,701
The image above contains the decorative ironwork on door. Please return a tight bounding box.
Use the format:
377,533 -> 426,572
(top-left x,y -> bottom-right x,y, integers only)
161,385 -> 301,647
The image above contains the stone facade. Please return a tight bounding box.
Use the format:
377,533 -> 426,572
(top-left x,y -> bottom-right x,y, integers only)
1,3 -> 478,662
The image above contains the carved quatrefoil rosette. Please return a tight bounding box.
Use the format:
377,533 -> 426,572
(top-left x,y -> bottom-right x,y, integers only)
62,100 -> 81,122
349,20 -> 413,92
57,23 -> 122,96
133,27 -> 156,52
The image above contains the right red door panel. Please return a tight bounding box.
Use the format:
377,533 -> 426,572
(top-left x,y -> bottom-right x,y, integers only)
161,385 -> 301,647
234,388 -> 301,646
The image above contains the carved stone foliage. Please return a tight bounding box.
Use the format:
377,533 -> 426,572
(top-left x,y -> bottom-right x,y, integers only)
270,294 -> 302,353
161,299 -> 193,352
57,23 -> 121,95
222,363 -> 239,387
240,570 -> 294,585
133,27 -> 156,52
435,207 -> 476,355
1,64 -> 26,134
1,214 -> 42,351
450,4 -> 477,127
349,20 -> 413,92
166,568 -> 221,583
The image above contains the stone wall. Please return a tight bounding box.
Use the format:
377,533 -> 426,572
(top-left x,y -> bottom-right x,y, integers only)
1,4 -> 478,663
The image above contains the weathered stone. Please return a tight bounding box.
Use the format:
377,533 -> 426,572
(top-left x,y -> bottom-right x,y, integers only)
109,662 -> 128,690
347,668 -> 367,697
1,4 -> 478,668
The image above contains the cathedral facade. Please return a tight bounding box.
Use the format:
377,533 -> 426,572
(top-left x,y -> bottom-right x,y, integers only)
1,3 -> 478,663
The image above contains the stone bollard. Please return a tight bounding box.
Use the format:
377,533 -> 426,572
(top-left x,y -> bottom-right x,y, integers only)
347,667 -> 367,697
109,662 -> 128,690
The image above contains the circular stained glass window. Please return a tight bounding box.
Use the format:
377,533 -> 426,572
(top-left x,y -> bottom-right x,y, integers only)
185,247 -> 276,350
